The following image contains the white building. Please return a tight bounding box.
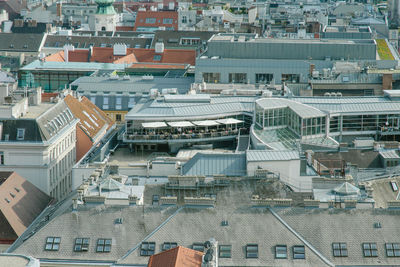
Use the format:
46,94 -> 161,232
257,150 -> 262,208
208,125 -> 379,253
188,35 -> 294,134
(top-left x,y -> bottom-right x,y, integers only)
0,89 -> 78,200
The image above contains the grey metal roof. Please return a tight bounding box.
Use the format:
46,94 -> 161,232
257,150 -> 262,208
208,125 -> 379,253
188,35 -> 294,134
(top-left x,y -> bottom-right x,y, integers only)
0,33 -> 45,52
291,96 -> 400,115
246,150 -> 300,162
182,153 -> 247,176
11,184 -> 400,267
72,75 -> 193,94
125,96 -> 256,121
44,35 -> 152,49
256,98 -> 326,118
379,150 -> 400,159
21,60 -> 125,71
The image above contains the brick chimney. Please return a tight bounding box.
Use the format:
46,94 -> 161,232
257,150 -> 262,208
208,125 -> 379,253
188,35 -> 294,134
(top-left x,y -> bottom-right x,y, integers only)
383,73 -> 393,90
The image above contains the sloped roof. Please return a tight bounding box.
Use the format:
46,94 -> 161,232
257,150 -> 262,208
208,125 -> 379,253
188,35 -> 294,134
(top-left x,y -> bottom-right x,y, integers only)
134,10 -> 178,31
246,150 -> 300,162
0,33 -> 45,52
183,153 -> 246,176
333,182 -> 360,195
45,47 -> 195,65
99,178 -> 124,191
64,95 -> 113,141
0,172 -> 52,237
148,246 -> 203,267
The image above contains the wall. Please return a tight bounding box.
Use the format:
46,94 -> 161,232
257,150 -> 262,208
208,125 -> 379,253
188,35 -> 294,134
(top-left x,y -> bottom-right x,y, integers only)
76,126 -> 93,162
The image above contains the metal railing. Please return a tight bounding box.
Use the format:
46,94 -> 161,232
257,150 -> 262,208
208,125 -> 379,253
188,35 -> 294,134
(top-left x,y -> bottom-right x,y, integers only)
124,128 -> 248,142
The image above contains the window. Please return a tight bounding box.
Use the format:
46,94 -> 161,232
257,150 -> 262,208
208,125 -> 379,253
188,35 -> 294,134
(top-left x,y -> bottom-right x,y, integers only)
192,243 -> 205,252
332,243 -> 348,257
116,114 -> 122,122
246,244 -> 258,258
103,97 -> 109,110
256,73 -> 273,84
128,97 -> 135,108
153,55 -> 162,61
0,152 -> 4,165
386,243 -> 400,257
162,242 -> 177,251
282,74 -> 300,83
229,73 -> 247,84
145,18 -> 156,24
100,43 -> 106,48
163,18 -> 173,24
74,238 -> 89,252
203,72 -> 220,83
293,245 -> 305,259
140,242 -> 155,256
219,245 -> 231,258
45,237 -> 61,251
116,97 -> 122,110
16,128 -> 25,140
182,16 -> 187,23
363,243 -> 378,257
96,239 -> 111,252
275,245 -> 287,259
90,96 -> 96,104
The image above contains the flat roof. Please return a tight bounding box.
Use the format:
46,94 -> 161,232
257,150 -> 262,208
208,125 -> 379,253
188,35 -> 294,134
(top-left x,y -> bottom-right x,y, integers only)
21,60 -> 125,71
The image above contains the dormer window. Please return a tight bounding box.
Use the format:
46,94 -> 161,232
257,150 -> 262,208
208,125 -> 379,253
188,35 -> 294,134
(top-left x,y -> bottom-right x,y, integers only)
16,128 -> 25,140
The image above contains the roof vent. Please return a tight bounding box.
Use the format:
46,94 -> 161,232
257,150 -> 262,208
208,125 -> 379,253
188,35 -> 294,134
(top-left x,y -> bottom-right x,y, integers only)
155,42 -> 164,53
115,218 -> 123,224
113,43 -> 127,56
374,222 -> 382,228
221,220 -> 228,226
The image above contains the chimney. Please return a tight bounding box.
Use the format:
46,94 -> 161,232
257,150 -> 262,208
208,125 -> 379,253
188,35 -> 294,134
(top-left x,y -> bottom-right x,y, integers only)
63,44 -> 74,63
57,2 -> 62,17
383,73 -> 393,90
309,64 -> 315,77
155,42 -> 164,53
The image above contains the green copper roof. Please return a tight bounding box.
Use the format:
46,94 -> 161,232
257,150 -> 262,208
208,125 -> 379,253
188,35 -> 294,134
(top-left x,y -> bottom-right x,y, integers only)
95,0 -> 116,15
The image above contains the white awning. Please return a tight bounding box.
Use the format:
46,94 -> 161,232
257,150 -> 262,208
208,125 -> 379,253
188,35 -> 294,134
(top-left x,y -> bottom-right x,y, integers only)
192,120 -> 220,126
216,118 -> 244,125
142,122 -> 167,128
167,121 -> 194,128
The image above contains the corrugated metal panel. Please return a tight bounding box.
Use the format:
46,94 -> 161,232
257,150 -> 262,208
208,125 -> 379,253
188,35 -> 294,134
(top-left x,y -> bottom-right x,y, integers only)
246,150 -> 300,162
182,153 -> 247,176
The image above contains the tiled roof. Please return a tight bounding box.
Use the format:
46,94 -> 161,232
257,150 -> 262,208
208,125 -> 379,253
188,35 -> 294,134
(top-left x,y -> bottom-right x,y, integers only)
0,33 -> 45,52
148,246 -> 203,267
0,172 -> 52,238
64,95 -> 113,141
45,47 -> 195,65
134,11 -> 178,31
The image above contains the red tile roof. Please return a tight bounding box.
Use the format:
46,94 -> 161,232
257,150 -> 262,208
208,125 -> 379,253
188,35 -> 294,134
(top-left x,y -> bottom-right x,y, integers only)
115,26 -> 135,31
148,246 -> 204,267
45,47 -> 195,66
64,95 -> 114,141
134,11 -> 178,31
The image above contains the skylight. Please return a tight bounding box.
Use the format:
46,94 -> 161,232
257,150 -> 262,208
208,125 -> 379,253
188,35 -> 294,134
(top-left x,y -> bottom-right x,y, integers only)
246,244 -> 258,258
192,243 -> 205,252
363,243 -> 378,257
386,243 -> 400,257
219,245 -> 232,258
140,242 -> 155,256
162,242 -> 177,251
293,245 -> 305,259
275,245 -> 287,259
45,237 -> 61,251
332,243 -> 348,257
74,238 -> 89,252
96,239 -> 111,253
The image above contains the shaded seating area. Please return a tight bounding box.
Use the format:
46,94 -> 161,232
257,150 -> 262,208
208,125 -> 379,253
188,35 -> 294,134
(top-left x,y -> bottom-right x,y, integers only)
125,118 -> 246,141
